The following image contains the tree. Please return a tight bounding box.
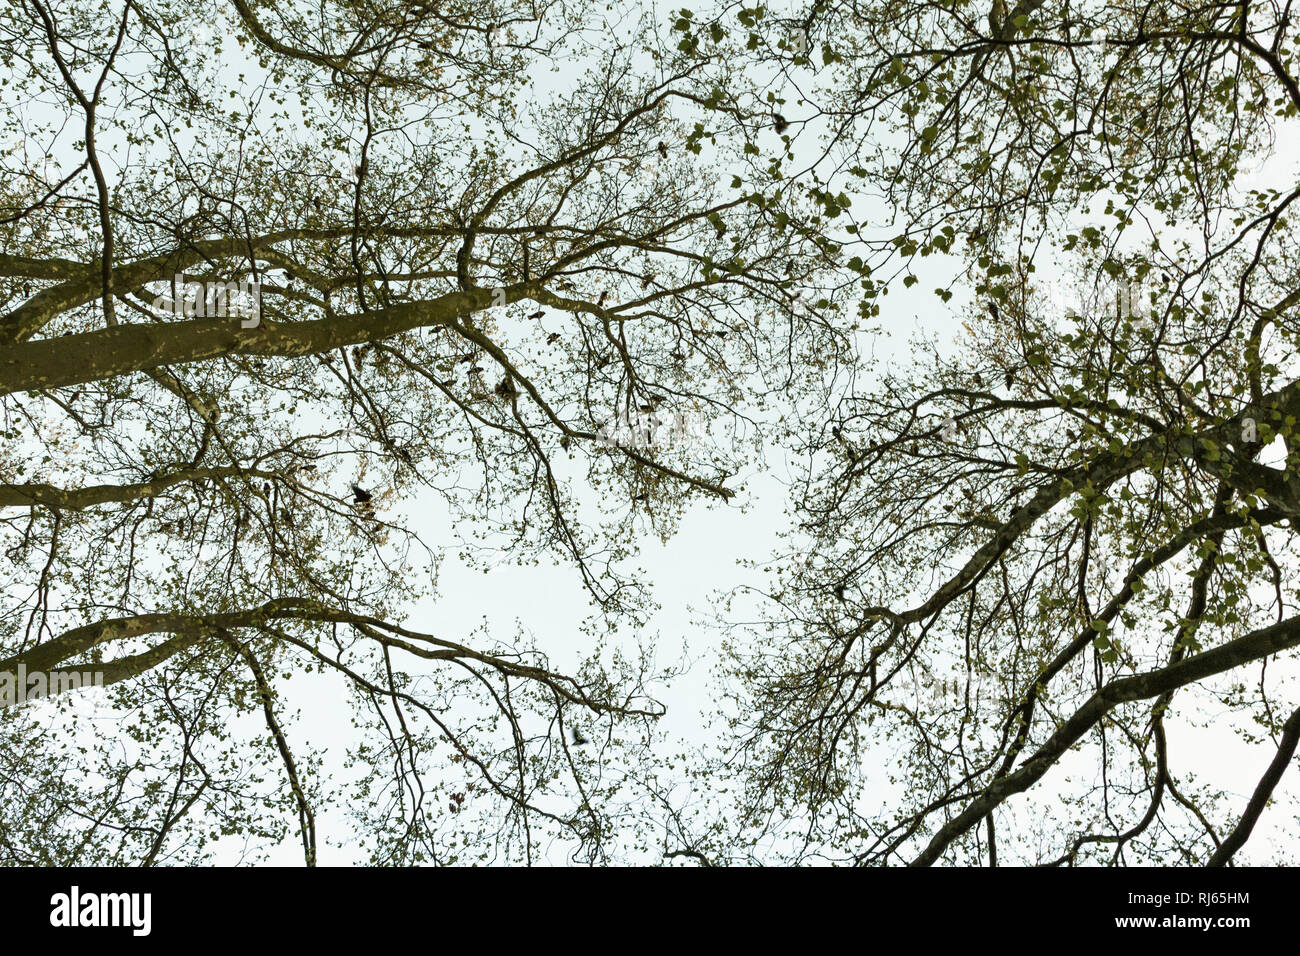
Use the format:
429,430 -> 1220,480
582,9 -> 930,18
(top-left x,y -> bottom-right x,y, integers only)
10,0 -> 1296,870
0,0 -> 846,864
719,0 -> 1300,864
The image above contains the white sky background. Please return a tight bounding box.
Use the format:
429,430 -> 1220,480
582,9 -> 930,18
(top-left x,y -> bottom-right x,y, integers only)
9,0 -> 1300,864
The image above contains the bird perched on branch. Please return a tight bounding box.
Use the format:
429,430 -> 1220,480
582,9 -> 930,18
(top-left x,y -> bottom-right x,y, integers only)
350,483 -> 372,504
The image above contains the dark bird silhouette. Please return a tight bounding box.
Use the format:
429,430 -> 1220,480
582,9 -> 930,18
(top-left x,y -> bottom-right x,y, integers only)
527,310 -> 545,320
772,112 -> 790,134
571,728 -> 589,746
657,140 -> 669,158
350,483 -> 372,504
546,332 -> 560,345
597,291 -> 609,308
988,302 -> 999,319
1004,369 -> 1015,389
494,376 -> 519,398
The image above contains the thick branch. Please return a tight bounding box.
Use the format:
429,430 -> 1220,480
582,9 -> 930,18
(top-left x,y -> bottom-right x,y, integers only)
910,614 -> 1300,865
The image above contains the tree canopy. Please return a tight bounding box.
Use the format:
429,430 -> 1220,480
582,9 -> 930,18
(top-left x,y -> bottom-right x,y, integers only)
718,0 -> 1300,865
2,0 -> 1299,866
